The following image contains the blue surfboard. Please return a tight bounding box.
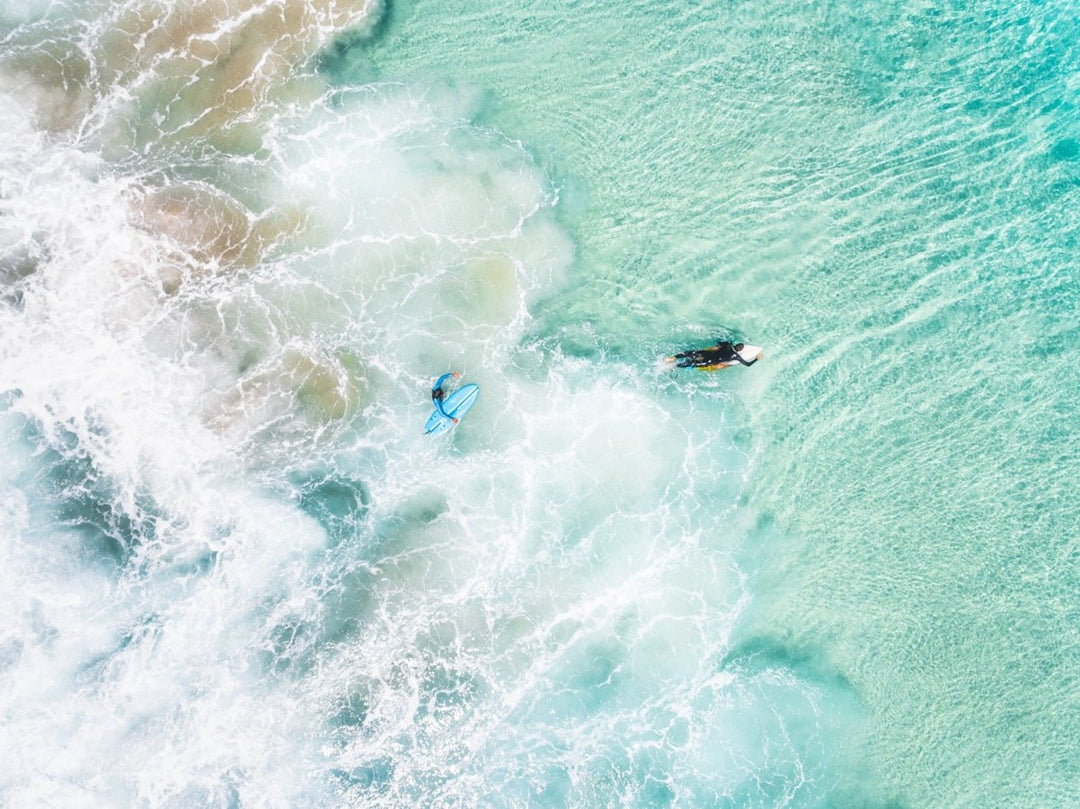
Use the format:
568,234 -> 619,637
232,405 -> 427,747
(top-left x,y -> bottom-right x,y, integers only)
425,383 -> 479,435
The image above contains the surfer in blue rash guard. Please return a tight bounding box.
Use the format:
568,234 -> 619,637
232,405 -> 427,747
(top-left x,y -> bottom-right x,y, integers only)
431,371 -> 462,424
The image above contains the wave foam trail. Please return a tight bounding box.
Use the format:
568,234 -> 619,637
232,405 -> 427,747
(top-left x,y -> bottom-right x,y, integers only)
0,4 -> 853,807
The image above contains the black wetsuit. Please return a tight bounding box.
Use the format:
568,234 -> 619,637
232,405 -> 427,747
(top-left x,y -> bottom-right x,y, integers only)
674,342 -> 757,368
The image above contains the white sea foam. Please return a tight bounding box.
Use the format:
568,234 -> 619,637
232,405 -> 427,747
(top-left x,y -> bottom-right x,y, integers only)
0,4 -> 838,807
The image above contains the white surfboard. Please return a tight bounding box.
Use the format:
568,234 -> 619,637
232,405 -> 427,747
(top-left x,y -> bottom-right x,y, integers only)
731,344 -> 763,365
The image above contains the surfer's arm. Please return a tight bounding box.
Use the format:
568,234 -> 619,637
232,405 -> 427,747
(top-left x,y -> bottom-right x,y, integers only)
736,356 -> 758,366
436,402 -> 458,422
432,398 -> 458,423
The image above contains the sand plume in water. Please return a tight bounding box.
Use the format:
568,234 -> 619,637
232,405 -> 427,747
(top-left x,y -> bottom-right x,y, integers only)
1,0 -> 382,149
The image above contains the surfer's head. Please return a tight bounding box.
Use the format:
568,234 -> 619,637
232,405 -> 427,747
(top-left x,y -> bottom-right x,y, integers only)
734,343 -> 745,351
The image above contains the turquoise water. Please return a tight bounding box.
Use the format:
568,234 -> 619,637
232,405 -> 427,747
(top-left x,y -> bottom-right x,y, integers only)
0,0 -> 1078,807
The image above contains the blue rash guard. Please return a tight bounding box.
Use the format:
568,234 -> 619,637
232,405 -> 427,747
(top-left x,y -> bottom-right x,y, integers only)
431,373 -> 455,420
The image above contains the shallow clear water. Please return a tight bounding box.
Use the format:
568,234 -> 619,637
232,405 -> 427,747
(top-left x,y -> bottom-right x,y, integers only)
1,1 -> 1077,807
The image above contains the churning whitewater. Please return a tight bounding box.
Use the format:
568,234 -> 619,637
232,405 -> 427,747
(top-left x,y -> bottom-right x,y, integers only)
0,1 -> 845,807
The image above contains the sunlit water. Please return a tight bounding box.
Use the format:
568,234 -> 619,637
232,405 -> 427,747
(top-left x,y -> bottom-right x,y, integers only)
1,1 -> 1078,807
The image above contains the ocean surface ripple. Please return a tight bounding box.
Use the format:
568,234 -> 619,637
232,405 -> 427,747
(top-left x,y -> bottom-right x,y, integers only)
1,1 -> 1078,808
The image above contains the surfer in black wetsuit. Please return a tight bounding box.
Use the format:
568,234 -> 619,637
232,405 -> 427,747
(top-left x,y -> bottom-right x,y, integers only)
431,371 -> 461,424
671,341 -> 758,368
